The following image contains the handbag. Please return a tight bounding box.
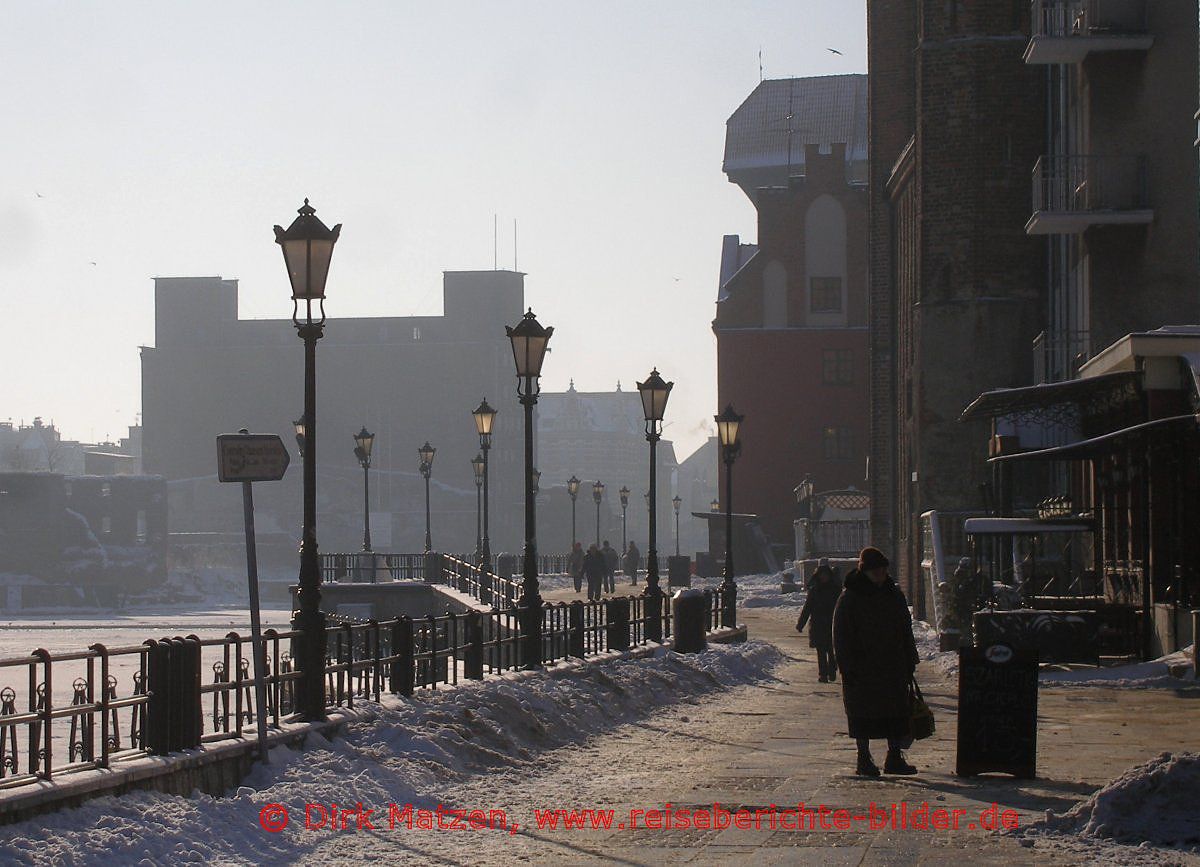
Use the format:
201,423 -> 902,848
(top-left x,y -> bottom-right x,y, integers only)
909,677 -> 936,741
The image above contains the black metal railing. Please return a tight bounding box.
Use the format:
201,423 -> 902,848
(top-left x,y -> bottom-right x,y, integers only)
1031,0 -> 1148,39
0,584 -> 734,795
320,552 -> 429,583
1032,154 -> 1149,215
797,519 -> 871,558
1033,330 -> 1092,383
440,554 -> 522,608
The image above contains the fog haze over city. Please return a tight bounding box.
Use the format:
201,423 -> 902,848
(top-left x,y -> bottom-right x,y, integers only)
0,1 -> 865,458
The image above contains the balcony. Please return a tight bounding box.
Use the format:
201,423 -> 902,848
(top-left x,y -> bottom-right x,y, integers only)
1027,154 -> 1152,235
1033,330 -> 1092,383
1025,0 -> 1153,64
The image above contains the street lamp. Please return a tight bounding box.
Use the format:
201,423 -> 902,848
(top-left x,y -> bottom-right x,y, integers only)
672,494 -> 682,557
715,404 -> 744,628
567,475 -> 581,547
472,398 -> 497,570
507,309 -> 553,668
275,198 -> 340,722
592,480 -> 605,546
419,441 -> 436,553
619,486 -> 630,552
353,427 -> 375,553
637,367 -> 673,642
471,453 -> 485,560
710,498 -> 720,512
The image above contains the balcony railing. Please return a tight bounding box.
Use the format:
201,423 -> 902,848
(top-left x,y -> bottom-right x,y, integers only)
1028,154 -> 1151,235
1033,330 -> 1092,383
1026,0 -> 1152,64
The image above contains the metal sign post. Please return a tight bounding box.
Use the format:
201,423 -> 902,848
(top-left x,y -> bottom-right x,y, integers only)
218,431 -> 291,764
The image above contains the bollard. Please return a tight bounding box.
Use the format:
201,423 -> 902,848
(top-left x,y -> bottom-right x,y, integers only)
569,601 -> 585,657
607,597 -> 631,652
1194,610 -> 1199,677
672,589 -> 707,654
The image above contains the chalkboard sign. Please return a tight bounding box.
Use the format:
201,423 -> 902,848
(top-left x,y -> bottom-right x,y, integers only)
955,643 -> 1038,778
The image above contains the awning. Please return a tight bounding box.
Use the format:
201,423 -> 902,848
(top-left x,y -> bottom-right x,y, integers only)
960,370 -> 1141,422
988,413 -> 1199,463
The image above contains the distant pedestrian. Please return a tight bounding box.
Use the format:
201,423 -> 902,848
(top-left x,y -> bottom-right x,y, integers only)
807,557 -> 837,591
623,541 -> 641,585
601,540 -> 618,594
796,561 -> 840,683
583,544 -> 606,601
833,546 -> 919,778
568,542 -> 584,594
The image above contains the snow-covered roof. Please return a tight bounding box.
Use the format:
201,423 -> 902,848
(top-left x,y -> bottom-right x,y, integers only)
723,74 -> 867,180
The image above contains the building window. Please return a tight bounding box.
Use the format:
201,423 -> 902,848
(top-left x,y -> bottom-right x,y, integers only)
822,349 -> 854,385
101,482 -> 111,497
822,426 -> 855,461
136,510 -> 147,544
412,327 -> 421,340
101,516 -> 112,535
810,277 -> 843,313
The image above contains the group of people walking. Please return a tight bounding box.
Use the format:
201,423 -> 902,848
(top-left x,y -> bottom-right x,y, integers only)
797,547 -> 920,778
568,540 -> 641,601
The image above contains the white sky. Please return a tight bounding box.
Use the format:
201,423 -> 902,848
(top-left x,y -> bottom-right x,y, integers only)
0,1 -> 865,461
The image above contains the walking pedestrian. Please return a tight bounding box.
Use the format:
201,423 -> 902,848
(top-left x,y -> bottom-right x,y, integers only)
796,559 -> 840,683
568,541 -> 584,594
601,539 -> 618,594
583,544 -> 606,601
622,541 -> 640,585
832,546 -> 920,777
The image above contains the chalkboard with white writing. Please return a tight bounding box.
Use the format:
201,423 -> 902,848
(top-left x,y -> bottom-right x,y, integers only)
955,643 -> 1038,778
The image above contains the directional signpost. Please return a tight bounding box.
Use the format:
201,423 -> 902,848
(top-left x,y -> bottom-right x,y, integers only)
217,431 -> 291,763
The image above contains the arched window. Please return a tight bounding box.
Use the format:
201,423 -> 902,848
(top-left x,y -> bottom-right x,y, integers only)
763,260 -> 787,328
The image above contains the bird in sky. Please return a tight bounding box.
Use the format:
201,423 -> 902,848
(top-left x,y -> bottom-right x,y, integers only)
827,48 -> 843,55
34,192 -> 44,198
89,261 -> 97,266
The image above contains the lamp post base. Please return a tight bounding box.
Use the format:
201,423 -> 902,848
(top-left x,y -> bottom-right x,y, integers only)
291,605 -> 327,721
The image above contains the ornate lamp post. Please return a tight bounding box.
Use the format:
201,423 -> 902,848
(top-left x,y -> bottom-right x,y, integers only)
710,497 -> 720,512
637,367 -> 673,642
672,494 -> 682,557
567,475 -> 581,546
275,198 -> 340,722
592,480 -> 605,546
507,309 -> 553,669
618,486 -> 630,552
715,404 -> 744,628
472,399 -> 497,570
471,453 -> 485,560
353,427 -> 375,553
418,441 -> 436,553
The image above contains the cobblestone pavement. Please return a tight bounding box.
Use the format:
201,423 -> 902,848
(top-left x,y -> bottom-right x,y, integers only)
313,585 -> 1200,865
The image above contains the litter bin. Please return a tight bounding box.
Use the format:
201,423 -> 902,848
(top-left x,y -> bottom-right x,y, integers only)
672,588 -> 706,654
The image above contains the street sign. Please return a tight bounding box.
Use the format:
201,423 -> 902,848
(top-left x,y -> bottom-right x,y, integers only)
215,430 -> 291,764
217,433 -> 291,483
955,643 -> 1038,778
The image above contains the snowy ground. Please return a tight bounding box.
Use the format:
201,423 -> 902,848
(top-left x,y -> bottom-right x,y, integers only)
0,641 -> 782,866
1040,646 -> 1197,689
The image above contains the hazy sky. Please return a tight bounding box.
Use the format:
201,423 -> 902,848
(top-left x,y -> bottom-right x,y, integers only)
0,1 -> 865,461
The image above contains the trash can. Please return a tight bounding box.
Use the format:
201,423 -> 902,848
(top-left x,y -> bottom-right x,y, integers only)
672,588 -> 706,654
667,555 -> 691,588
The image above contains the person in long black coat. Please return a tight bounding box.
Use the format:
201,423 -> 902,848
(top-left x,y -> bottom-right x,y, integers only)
583,544 -> 606,601
796,563 -> 840,682
832,546 -> 920,777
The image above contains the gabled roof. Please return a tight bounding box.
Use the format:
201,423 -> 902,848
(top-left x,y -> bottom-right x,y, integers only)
723,75 -> 867,178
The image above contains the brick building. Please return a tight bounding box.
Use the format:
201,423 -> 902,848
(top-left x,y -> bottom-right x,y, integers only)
867,0 -> 1199,608
715,75 -> 870,557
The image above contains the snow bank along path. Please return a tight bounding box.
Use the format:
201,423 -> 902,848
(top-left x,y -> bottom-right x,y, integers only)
0,641 -> 782,866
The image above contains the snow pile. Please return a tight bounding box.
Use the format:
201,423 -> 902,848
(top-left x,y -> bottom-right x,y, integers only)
691,572 -> 808,614
912,619 -> 959,678
1041,646 -> 1197,689
0,641 -> 781,866
1016,753 -> 1200,862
